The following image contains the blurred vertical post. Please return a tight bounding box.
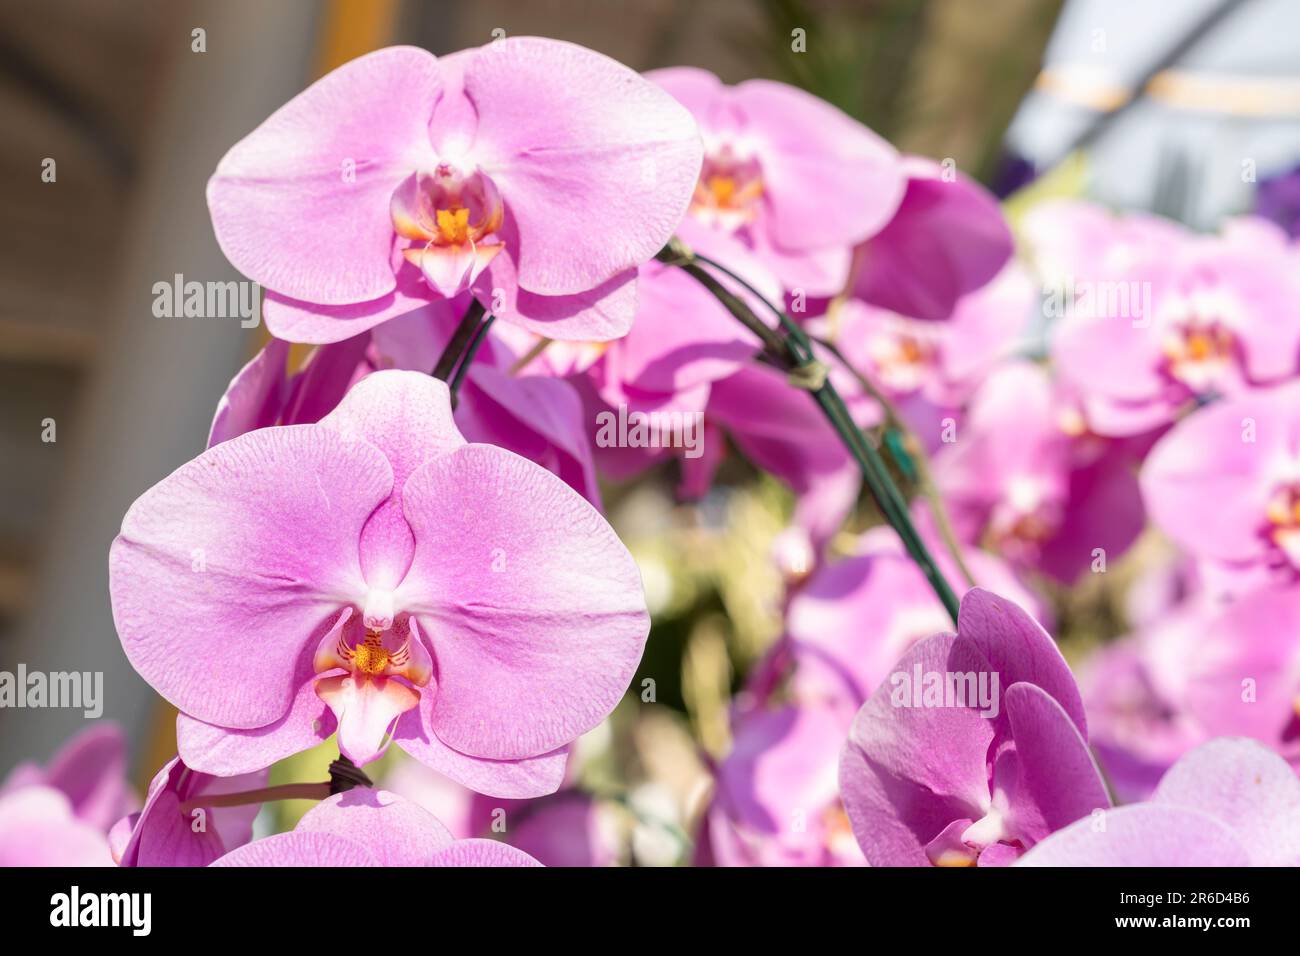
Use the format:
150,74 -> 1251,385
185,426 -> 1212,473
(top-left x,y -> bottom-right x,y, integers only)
0,0 -> 323,776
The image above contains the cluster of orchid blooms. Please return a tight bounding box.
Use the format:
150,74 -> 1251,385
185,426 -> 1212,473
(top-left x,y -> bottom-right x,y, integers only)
4,36 -> 1300,869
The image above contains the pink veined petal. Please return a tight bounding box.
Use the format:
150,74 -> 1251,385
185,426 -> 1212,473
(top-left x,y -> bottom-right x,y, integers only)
397,443 -> 650,760
465,37 -> 702,296
262,259 -> 435,346
319,372 -> 467,589
211,831 -> 378,867
1015,804 -> 1250,867
427,839 -> 543,867
1151,737 -> 1300,866
176,631 -> 340,776
952,588 -> 1087,737
838,633 -> 997,867
208,337 -> 291,447
109,426 -> 392,729
207,46 -> 440,305
472,239 -> 639,342
393,699 -> 571,799
296,789 -> 454,865
1002,682 -> 1111,846
731,78 -> 905,250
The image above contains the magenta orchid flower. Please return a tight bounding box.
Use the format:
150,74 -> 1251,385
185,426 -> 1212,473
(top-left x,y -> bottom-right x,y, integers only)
110,371 -> 649,798
647,67 -> 906,297
1018,738 -> 1300,866
110,757 -> 265,867
850,156 -> 1014,321
936,361 -> 1144,582
839,588 -> 1110,866
212,788 -> 540,867
208,40 -> 702,344
700,703 -> 864,867
1050,220 -> 1300,437
1142,381 -> 1300,594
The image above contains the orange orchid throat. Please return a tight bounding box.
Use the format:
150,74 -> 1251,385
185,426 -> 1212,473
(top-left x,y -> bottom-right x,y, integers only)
689,144 -> 764,231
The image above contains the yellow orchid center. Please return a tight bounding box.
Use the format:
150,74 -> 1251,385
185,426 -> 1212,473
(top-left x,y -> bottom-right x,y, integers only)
689,146 -> 763,230
349,631 -> 392,676
435,206 -> 472,246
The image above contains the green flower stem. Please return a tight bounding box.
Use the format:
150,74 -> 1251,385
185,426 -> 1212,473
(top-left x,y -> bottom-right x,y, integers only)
812,334 -> 977,589
658,242 -> 961,625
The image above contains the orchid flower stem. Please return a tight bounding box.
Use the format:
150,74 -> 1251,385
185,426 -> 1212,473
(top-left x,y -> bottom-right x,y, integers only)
812,334 -> 977,589
179,782 -> 332,815
449,314 -> 496,398
432,298 -> 489,385
658,242 -> 961,625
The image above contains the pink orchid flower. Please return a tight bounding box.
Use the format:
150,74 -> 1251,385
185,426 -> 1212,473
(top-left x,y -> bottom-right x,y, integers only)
647,67 -> 906,298
1101,585 -> 1300,769
212,789 -> 540,867
936,361 -> 1145,582
0,786 -> 114,867
699,703 -> 865,867
110,371 -> 649,799
1018,738 -> 1300,866
208,40 -> 702,345
1142,381 -> 1300,594
110,757 -> 265,867
816,261 -> 1034,452
839,588 -> 1110,866
0,725 -> 134,867
1049,215 -> 1300,437
0,723 -> 131,834
850,156 -> 1014,321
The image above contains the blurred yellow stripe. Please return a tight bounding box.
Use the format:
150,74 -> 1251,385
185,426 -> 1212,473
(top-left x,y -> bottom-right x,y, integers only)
314,0 -> 401,77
